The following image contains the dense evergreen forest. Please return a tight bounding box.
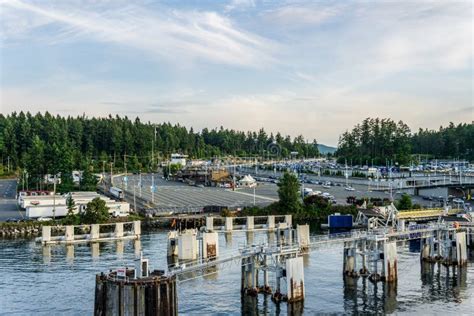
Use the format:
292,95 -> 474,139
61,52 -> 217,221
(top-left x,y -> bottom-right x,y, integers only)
0,112 -> 319,182
1,113 -> 472,186
336,118 -> 473,165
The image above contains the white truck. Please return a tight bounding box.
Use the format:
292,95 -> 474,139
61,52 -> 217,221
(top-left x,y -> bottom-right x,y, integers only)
26,205 -> 70,219
20,195 -> 66,209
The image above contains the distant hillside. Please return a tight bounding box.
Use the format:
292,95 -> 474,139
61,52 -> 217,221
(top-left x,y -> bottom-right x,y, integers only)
318,144 -> 337,154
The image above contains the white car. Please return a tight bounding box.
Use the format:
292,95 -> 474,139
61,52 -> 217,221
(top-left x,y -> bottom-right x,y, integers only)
345,186 -> 355,191
37,217 -> 53,222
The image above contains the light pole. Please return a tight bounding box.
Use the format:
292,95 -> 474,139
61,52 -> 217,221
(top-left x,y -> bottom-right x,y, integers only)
53,175 -> 57,221
151,173 -> 155,204
133,185 -> 137,212
139,171 -> 142,198
253,185 -> 256,206
151,126 -> 157,172
110,162 -> 114,187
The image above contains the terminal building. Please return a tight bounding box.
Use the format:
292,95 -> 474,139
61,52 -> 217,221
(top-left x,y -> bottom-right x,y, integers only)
18,191 -> 130,220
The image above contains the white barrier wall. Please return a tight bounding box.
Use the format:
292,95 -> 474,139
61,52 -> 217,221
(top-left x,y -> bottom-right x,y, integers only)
202,232 -> 219,259
133,221 -> 141,236
267,216 -> 275,231
167,231 -> 178,257
178,230 -> 198,260
65,226 -> 74,242
206,217 -> 214,231
285,215 -> 292,227
456,232 -> 467,266
296,225 -> 310,249
286,256 -> 305,302
246,216 -> 254,231
115,223 -> 124,238
42,226 -> 51,243
225,217 -> 233,232
383,242 -> 398,282
90,224 -> 100,239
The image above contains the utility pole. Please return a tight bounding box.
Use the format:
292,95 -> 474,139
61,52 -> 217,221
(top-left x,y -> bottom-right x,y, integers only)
253,185 -> 256,206
151,173 -> 155,204
133,185 -> 137,212
139,171 -> 142,197
102,161 -> 106,185
233,163 -> 236,191
124,153 -> 127,175
53,175 -> 57,221
151,126 -> 157,172
110,162 -> 113,187
7,156 -> 10,173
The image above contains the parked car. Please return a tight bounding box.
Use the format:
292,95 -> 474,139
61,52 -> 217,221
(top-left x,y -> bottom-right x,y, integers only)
6,218 -> 24,223
37,217 -> 53,222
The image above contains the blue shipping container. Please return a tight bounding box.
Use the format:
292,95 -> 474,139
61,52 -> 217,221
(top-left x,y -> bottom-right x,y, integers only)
328,215 -> 353,228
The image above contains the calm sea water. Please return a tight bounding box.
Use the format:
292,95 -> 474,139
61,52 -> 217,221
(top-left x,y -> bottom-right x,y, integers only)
0,230 -> 473,315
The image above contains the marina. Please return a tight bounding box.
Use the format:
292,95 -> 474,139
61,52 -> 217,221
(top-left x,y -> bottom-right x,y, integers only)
1,225 -> 473,314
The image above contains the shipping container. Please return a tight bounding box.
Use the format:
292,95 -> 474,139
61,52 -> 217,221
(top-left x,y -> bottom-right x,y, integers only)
328,214 -> 353,229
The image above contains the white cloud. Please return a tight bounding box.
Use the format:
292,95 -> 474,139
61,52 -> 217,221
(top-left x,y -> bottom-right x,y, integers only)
262,3 -> 344,28
0,0 -> 276,67
1,0 -> 472,145
225,0 -> 256,12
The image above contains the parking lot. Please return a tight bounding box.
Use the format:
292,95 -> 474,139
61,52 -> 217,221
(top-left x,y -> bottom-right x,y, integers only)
0,179 -> 23,221
114,175 -> 276,213
238,182 -> 431,206
114,173 -> 437,214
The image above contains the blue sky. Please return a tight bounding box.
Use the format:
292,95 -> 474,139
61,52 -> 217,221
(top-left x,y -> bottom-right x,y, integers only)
0,0 -> 472,146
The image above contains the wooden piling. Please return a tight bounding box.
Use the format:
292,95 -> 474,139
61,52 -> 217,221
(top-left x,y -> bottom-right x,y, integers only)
94,269 -> 177,316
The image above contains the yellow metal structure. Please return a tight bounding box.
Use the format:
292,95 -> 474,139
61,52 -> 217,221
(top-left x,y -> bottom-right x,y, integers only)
398,208 -> 461,220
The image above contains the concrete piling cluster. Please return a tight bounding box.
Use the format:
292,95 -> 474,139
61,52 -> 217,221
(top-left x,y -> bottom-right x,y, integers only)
93,215 -> 471,315
39,221 -> 141,245
420,231 -> 468,266
341,227 -> 469,284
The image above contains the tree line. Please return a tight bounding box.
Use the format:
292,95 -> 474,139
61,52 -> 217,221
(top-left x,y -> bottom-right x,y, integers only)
0,112 -> 319,184
336,118 -> 473,165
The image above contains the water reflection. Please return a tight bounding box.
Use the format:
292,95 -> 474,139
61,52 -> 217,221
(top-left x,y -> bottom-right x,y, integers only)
42,245 -> 51,264
246,231 -> 254,245
241,294 -> 304,316
420,262 -> 468,303
91,243 -> 100,258
66,245 -> 74,263
343,276 -> 398,314
134,239 -> 141,257
116,241 -> 124,257
267,231 -> 275,245
302,253 -> 310,268
225,232 -> 232,246
39,239 -> 142,261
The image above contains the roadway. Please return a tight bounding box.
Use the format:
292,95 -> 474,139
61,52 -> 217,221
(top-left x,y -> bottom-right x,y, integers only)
0,179 -> 23,221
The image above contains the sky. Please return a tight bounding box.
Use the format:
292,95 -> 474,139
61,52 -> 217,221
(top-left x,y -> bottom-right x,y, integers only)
0,0 -> 473,146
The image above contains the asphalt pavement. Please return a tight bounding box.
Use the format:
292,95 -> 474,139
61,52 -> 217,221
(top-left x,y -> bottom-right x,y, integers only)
114,175 -> 275,212
0,179 -> 23,221
114,173 -> 435,214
